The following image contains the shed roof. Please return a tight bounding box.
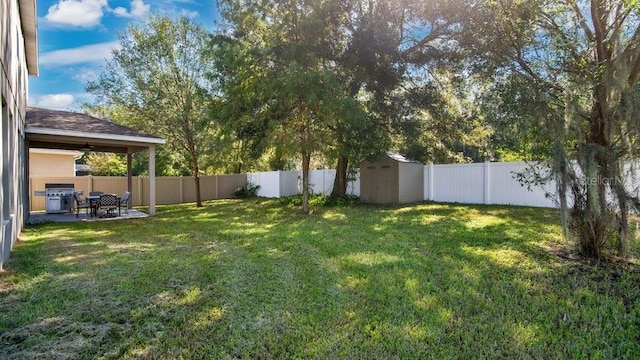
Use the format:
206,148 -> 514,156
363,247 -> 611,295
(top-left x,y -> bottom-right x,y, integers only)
25,107 -> 165,153
386,152 -> 421,164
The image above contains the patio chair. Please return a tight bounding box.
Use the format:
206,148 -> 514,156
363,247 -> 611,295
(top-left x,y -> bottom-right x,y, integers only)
118,191 -> 131,215
97,194 -> 119,218
74,193 -> 92,217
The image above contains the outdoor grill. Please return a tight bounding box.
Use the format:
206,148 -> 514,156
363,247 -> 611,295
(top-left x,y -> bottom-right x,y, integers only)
44,183 -> 75,214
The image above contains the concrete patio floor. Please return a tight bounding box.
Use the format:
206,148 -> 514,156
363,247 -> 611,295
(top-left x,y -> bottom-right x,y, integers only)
28,209 -> 149,224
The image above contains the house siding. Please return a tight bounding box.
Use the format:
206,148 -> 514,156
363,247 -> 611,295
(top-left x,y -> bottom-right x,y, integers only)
29,150 -> 79,177
1,0 -> 32,269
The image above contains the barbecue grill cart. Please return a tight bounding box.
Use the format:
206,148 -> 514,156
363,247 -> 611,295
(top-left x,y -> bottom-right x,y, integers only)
38,183 -> 76,214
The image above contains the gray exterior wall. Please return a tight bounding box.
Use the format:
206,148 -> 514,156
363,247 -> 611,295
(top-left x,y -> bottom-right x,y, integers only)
398,162 -> 424,204
1,0 -> 31,269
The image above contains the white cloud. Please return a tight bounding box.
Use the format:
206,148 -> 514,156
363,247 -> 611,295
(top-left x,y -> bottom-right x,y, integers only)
72,68 -> 100,83
113,0 -> 150,18
45,0 -> 109,28
181,9 -> 199,18
31,94 -> 76,109
40,41 -> 120,66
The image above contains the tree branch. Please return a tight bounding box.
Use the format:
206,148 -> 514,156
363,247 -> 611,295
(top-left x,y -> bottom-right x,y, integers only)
566,0 -> 594,41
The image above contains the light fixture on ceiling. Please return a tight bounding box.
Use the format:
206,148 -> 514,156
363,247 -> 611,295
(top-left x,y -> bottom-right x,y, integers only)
81,143 -> 92,152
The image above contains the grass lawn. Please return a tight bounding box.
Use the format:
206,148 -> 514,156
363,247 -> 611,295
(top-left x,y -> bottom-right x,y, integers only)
1,199 -> 638,359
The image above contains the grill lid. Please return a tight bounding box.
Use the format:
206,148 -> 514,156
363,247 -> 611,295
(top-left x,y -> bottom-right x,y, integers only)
45,183 -> 75,189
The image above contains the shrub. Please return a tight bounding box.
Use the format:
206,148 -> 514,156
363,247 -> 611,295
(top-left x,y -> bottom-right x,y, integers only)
278,194 -> 359,207
233,183 -> 260,198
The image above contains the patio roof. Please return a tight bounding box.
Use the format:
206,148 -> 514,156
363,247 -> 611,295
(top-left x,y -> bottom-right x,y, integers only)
25,107 -> 165,153
25,107 -> 165,216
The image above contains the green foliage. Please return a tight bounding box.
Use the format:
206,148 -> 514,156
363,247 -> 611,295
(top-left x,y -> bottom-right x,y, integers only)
214,0 -> 374,213
454,0 -> 640,258
86,15 -> 218,206
3,200 -> 638,358
278,193 -> 360,207
84,152 -> 127,176
232,183 -> 260,198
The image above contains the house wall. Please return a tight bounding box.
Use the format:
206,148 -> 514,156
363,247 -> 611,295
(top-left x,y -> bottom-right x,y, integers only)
398,162 -> 424,204
0,0 -> 30,269
29,149 -> 79,177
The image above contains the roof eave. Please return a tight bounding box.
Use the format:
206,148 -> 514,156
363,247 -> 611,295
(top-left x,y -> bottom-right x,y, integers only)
24,127 -> 166,145
19,0 -> 38,76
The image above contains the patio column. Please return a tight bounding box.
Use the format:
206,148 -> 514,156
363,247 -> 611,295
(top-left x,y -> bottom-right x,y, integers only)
126,152 -> 132,209
148,145 -> 156,215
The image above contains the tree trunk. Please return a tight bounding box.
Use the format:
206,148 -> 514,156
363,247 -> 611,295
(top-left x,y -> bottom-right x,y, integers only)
617,199 -> 629,258
613,161 -> 630,258
330,156 -> 348,197
301,149 -> 310,214
194,173 -> 202,207
190,147 -> 203,207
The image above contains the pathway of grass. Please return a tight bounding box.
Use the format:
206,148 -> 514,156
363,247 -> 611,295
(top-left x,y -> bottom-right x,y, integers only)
1,199 -> 638,358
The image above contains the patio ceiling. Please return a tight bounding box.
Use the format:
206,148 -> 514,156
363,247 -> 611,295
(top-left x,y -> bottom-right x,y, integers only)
25,107 -> 165,153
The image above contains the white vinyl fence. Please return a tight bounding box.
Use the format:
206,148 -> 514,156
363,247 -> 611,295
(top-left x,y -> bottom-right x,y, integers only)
248,170 -> 361,198
249,162 -> 558,207
425,162 -> 557,207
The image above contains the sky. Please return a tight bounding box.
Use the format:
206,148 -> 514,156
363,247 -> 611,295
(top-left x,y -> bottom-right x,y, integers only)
29,0 -> 220,111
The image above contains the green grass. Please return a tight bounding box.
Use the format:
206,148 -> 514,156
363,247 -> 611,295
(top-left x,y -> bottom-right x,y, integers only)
1,199 -> 638,359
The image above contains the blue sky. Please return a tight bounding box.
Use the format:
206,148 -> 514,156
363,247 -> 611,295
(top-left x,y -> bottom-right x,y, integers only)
30,0 -> 220,110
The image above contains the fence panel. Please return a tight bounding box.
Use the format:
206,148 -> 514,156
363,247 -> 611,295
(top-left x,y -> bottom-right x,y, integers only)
430,163 -> 485,204
347,170 -> 360,196
280,171 -> 301,196
218,174 -> 247,198
155,177 -> 183,204
308,170 -> 335,195
488,162 -> 556,207
92,177 -> 127,198
200,176 -> 218,201
248,171 -> 281,198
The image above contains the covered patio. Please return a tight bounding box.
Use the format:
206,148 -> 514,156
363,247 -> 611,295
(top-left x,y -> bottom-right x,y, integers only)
27,208 -> 150,223
25,107 -> 166,218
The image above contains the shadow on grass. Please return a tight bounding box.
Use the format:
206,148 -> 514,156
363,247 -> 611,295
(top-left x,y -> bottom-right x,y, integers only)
0,199 -> 638,358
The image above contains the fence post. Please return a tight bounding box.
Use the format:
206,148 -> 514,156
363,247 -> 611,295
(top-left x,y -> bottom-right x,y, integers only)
484,161 -> 491,204
138,176 -> 143,206
179,176 -> 184,203
428,164 -> 434,201
277,170 -> 282,198
216,175 -> 219,199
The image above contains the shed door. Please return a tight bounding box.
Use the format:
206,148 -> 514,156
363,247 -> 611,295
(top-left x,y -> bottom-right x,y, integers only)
375,164 -> 395,204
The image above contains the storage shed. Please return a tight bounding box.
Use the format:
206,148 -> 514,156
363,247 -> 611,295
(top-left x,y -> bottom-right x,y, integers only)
360,153 -> 424,204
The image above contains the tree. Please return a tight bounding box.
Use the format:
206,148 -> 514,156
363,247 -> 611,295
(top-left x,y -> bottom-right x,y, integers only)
85,152 -> 127,176
214,0 -> 369,213
453,0 -> 640,258
87,15 -> 217,207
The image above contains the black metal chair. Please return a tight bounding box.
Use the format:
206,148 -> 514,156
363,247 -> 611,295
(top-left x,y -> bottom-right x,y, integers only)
97,194 -> 119,217
118,191 -> 131,215
74,193 -> 92,217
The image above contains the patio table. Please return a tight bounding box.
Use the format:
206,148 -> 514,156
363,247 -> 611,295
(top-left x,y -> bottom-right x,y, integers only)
86,195 -> 100,217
